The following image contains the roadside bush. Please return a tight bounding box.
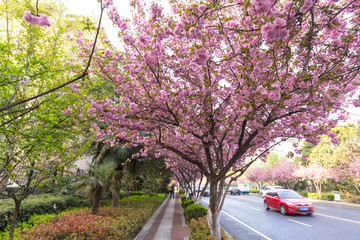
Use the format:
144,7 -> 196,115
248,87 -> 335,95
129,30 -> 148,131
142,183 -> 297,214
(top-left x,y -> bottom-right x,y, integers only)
182,199 -> 194,209
250,189 -> 260,193
188,216 -> 234,240
297,191 -> 308,197
16,197 -> 166,240
184,204 -> 207,223
179,189 -> 185,194
181,196 -> 187,203
321,194 -> 335,201
307,193 -> 319,199
0,195 -> 86,232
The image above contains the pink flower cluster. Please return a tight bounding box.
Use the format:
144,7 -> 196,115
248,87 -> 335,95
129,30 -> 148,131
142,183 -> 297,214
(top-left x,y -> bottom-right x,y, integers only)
248,0 -> 272,15
261,18 -> 289,42
300,0 -> 313,13
63,108 -> 72,115
23,11 -> 51,27
193,48 -> 209,66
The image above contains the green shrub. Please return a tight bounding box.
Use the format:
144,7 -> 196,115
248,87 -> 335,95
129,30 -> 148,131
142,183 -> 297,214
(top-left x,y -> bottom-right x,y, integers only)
18,198 -> 166,240
0,194 -> 86,232
184,204 -> 207,223
321,193 -> 335,201
297,191 -> 308,197
307,193 -> 319,199
188,216 -> 234,240
179,189 -> 185,194
250,189 -> 260,193
182,199 -> 194,209
181,196 -> 187,202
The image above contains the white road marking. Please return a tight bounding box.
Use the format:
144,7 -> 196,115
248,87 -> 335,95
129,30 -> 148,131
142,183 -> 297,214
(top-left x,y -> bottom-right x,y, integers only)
287,219 -> 312,227
201,199 -> 272,240
222,211 -> 272,240
250,207 -> 261,211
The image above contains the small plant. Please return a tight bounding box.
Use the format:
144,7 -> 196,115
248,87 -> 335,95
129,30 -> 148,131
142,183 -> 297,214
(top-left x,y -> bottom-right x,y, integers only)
182,199 -> 194,209
184,204 -> 207,223
179,189 -> 185,194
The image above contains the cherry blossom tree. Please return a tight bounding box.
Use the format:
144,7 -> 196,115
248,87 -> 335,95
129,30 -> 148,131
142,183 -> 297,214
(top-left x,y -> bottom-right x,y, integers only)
270,159 -> 299,189
88,0 -> 360,237
294,163 -> 330,195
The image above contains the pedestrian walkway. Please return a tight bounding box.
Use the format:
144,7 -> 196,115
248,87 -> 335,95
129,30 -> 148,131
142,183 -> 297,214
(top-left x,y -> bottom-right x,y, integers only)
134,192 -> 190,240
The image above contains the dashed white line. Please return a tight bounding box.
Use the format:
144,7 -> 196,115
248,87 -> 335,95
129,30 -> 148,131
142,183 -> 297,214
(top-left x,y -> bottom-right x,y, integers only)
250,207 -> 261,211
287,219 -> 312,227
222,211 -> 272,240
201,199 -> 272,240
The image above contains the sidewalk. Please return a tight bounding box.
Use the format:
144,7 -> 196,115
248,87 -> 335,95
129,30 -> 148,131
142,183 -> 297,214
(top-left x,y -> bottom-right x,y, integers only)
135,192 -> 190,240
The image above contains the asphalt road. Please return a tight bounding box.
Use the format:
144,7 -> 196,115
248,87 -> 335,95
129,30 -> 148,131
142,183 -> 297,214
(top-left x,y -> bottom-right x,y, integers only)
201,194 -> 360,240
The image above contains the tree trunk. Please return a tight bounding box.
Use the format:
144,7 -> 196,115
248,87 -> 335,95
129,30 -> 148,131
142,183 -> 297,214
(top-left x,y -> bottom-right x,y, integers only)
111,183 -> 120,208
207,179 -> 222,239
9,198 -> 21,239
92,183 -> 103,215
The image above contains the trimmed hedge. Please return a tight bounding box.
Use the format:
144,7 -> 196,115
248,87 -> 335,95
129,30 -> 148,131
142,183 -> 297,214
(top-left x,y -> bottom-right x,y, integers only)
0,195 -> 86,232
307,192 -> 335,201
307,193 -> 319,199
182,199 -> 194,209
297,191 -> 308,197
321,193 -> 335,201
184,204 -> 207,223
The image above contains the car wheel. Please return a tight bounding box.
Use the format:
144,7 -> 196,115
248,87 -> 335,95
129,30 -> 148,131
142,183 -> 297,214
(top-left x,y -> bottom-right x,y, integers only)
307,213 -> 312,216
280,204 -> 287,215
264,201 -> 269,210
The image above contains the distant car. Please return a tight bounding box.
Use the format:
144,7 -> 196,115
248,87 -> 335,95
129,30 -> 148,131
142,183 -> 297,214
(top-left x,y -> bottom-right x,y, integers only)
228,187 -> 241,195
263,189 -> 314,215
260,186 -> 283,198
203,187 -> 210,197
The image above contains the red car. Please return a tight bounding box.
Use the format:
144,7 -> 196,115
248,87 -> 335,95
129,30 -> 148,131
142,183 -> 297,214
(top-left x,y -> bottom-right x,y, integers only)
264,189 -> 314,215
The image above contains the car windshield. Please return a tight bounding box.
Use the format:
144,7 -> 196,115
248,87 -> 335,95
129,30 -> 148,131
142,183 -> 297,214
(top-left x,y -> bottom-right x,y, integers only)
278,191 -> 302,199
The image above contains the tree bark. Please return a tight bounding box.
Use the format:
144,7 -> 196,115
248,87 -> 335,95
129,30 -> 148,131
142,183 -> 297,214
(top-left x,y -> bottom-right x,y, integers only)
9,198 -> 21,239
92,183 -> 103,214
207,179 -> 222,239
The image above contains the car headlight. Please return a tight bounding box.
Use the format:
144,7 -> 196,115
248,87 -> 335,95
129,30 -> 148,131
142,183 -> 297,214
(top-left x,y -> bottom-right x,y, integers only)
285,201 -> 295,206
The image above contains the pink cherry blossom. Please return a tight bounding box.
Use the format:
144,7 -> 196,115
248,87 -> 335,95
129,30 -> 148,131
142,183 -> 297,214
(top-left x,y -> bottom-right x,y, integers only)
23,11 -> 51,27
62,108 -> 72,115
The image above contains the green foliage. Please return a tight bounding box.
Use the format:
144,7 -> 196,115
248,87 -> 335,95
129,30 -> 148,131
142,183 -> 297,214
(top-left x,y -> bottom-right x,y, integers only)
250,189 -> 260,193
321,193 -> 335,201
179,189 -> 185,194
17,198 -> 165,240
188,217 -> 234,240
181,195 -> 187,203
297,191 -> 308,197
307,193 -> 319,199
0,194 -> 87,232
181,198 -> 194,209
184,204 -> 208,223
